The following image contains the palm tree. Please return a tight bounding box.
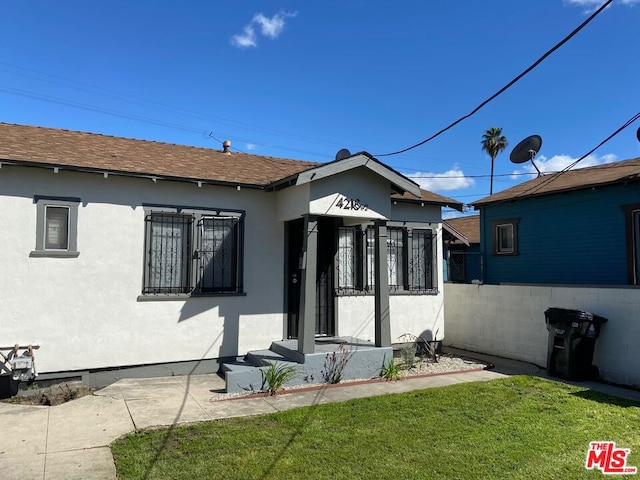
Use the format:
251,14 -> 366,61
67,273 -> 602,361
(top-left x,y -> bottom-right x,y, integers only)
481,127 -> 508,195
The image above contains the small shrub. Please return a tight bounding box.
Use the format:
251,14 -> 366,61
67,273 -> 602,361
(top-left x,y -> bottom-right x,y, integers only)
399,332 -> 440,364
60,383 -> 78,402
321,344 -> 353,384
397,334 -> 418,370
380,358 -> 400,381
262,362 -> 297,396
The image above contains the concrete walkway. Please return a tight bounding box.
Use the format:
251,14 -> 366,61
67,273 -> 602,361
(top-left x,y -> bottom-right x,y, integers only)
1,350 -> 639,479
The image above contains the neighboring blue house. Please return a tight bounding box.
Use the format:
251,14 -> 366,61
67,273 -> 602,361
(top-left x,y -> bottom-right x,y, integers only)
472,158 -> 640,285
443,215 -> 481,283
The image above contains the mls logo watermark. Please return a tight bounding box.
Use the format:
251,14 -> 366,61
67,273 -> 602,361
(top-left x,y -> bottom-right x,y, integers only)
585,442 -> 637,475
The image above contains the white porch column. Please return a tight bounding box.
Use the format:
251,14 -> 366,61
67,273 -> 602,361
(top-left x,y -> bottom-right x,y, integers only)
298,215 -> 317,355
374,220 -> 391,347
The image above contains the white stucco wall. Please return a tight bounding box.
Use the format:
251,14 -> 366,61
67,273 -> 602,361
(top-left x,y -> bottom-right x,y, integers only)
1,163 -> 449,376
1,166 -> 286,373
336,294 -> 445,344
444,283 -> 640,388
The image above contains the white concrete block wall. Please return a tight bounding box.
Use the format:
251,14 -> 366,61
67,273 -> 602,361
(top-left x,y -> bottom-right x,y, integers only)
444,283 -> 640,388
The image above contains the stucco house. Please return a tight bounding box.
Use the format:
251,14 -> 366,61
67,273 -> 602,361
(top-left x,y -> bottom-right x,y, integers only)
472,157 -> 640,285
0,123 -> 462,390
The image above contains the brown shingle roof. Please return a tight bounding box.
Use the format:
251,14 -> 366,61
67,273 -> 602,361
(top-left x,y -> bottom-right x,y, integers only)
473,157 -> 640,206
0,123 -> 320,187
0,123 -> 464,211
444,215 -> 480,243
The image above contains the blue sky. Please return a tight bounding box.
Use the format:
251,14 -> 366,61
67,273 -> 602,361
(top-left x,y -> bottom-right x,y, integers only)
1,1 -> 639,217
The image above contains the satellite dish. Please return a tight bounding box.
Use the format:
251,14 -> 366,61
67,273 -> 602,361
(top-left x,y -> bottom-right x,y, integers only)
636,127 -> 640,143
510,134 -> 543,177
335,148 -> 351,161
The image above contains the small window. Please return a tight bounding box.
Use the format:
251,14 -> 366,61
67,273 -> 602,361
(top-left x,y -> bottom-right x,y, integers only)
45,206 -> 70,249
622,204 -> 640,285
492,219 -> 519,256
31,197 -> 80,257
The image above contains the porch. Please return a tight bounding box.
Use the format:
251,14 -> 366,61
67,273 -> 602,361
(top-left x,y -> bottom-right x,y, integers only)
221,336 -> 392,393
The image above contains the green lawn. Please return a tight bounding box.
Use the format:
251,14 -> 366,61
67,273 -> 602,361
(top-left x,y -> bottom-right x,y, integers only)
111,376 -> 640,479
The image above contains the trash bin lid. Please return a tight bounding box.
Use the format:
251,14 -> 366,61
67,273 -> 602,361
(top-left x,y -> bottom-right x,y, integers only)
544,308 -> 607,324
591,314 -> 608,324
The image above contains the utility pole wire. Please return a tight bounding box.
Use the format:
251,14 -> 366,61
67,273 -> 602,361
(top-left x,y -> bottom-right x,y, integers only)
375,0 -> 614,157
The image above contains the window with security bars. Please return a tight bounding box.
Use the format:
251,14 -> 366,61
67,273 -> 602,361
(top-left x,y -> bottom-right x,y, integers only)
337,226 -> 363,291
197,216 -> 241,293
387,227 -> 405,289
143,210 -> 244,295
411,229 -> 434,290
338,225 -> 437,294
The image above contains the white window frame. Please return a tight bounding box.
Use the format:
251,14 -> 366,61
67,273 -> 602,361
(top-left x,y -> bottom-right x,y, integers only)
492,218 -> 520,256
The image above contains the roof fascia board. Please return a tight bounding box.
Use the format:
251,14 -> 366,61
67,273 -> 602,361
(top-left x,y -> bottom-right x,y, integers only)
295,153 -> 421,197
473,172 -> 640,207
394,197 -> 464,212
0,159 -> 264,190
442,221 -> 470,246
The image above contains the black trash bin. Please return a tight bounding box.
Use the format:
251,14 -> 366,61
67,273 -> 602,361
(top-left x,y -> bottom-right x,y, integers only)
544,308 -> 607,381
0,375 -> 20,399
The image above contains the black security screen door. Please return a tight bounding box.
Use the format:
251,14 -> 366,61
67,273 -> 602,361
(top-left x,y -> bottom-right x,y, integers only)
316,218 -> 335,336
286,218 -> 335,338
286,219 -> 304,339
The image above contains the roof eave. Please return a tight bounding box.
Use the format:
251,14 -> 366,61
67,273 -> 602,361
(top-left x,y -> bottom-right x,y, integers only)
293,152 -> 421,197
393,196 -> 465,212
0,159 -> 266,190
472,176 -> 640,208
442,221 -> 470,246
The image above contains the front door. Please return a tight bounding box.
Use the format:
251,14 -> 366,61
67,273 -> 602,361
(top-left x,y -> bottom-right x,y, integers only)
286,217 -> 335,338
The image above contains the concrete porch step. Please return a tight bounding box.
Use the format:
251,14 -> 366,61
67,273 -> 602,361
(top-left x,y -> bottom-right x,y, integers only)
245,349 -> 292,367
223,350 -> 302,394
222,338 -> 394,394
221,360 -> 267,394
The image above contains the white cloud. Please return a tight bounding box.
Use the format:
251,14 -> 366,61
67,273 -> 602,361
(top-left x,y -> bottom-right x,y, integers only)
563,0 -> 639,13
230,11 -> 297,48
231,26 -> 257,48
407,166 -> 475,192
443,211 -> 466,220
245,143 -> 257,151
510,153 -> 617,179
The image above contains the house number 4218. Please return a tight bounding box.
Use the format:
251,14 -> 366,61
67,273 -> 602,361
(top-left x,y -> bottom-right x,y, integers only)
336,196 -> 368,211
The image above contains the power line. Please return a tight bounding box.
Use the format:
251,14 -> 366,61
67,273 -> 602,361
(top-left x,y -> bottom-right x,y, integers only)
409,171 -> 553,180
374,0 -> 613,157
0,63 -> 351,153
0,84 -> 336,160
507,110 -> 640,201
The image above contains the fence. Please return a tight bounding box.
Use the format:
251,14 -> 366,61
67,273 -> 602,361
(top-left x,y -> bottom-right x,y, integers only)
443,283 -> 640,388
